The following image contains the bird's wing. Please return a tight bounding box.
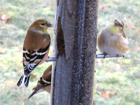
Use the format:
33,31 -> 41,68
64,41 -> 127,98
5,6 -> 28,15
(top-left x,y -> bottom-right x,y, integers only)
23,43 -> 50,75
97,33 -> 105,49
110,35 -> 128,53
23,32 -> 51,75
23,43 -> 50,64
42,65 -> 52,81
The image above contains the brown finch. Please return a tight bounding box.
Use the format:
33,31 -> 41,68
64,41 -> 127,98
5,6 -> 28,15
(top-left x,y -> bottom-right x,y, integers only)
17,19 -> 52,87
97,19 -> 129,57
28,65 -> 52,99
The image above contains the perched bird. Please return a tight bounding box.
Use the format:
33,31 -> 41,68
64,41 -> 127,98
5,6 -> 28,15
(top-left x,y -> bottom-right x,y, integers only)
97,19 -> 129,57
17,19 -> 52,87
28,65 -> 52,99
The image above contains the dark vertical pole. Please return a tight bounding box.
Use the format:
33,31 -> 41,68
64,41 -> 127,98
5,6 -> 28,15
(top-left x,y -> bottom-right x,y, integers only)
71,0 -> 97,105
51,0 -> 98,105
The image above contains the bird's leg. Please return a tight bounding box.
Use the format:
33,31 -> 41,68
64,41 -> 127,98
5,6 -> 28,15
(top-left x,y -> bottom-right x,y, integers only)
103,52 -> 108,58
116,54 -> 125,58
116,54 -> 120,57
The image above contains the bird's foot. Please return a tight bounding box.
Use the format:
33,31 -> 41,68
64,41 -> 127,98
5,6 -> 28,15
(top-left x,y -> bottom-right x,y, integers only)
116,54 -> 120,57
122,55 -> 125,58
103,52 -> 108,58
116,54 -> 125,58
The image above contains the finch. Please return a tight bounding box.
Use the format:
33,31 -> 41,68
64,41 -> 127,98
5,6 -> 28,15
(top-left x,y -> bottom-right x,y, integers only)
28,65 -> 52,99
97,19 -> 129,57
17,19 -> 52,87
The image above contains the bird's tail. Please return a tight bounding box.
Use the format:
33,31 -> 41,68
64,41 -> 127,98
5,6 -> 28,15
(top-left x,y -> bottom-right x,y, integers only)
28,84 -> 44,99
28,89 -> 37,99
17,75 -> 30,87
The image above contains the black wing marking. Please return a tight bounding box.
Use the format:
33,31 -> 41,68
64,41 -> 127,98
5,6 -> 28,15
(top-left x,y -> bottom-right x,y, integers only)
23,43 -> 50,64
23,43 -> 50,75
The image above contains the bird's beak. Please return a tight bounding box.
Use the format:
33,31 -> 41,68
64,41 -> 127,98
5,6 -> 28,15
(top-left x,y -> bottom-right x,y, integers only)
122,28 -> 126,38
47,22 -> 52,27
122,31 -> 126,38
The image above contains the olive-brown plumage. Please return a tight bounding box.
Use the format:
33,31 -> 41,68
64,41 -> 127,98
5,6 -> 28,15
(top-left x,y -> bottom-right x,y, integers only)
28,65 -> 52,99
17,19 -> 52,87
97,19 -> 129,56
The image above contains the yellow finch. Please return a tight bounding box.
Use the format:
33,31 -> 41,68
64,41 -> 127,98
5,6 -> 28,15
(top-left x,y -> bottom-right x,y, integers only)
17,19 -> 52,87
28,65 -> 52,99
97,19 -> 129,56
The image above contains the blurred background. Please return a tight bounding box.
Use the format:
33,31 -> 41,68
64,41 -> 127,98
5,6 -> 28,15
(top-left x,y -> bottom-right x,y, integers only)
0,0 -> 140,105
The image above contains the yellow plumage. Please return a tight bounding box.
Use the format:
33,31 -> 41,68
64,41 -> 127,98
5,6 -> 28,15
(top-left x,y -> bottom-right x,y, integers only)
97,19 -> 129,56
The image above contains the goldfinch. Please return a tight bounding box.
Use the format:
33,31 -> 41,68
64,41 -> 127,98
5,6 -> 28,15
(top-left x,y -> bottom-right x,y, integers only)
17,19 -> 52,87
28,65 -> 52,99
97,19 -> 129,57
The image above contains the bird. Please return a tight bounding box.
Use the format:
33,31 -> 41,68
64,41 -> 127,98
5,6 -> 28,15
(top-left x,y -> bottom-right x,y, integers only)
28,64 -> 52,99
28,65 -> 96,105
97,19 -> 129,57
17,19 -> 52,87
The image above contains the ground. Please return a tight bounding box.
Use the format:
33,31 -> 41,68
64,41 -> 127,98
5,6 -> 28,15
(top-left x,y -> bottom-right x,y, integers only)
0,0 -> 140,105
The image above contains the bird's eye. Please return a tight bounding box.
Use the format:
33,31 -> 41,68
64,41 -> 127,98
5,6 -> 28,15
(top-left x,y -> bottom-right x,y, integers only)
41,23 -> 46,25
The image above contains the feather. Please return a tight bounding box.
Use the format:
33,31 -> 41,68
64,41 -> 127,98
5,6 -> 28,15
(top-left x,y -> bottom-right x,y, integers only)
17,19 -> 52,87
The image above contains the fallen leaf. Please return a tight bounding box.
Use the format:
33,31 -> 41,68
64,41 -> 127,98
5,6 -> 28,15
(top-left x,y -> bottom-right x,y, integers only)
99,3 -> 110,12
4,79 -> 17,88
126,21 -> 136,29
0,14 -> 11,23
97,88 -> 117,99
0,47 -> 6,54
